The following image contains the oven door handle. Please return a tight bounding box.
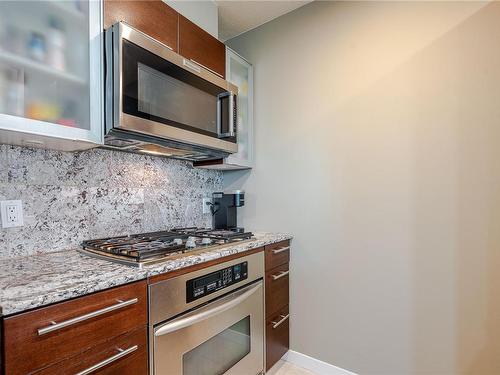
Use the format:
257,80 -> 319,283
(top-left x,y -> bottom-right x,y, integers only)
154,281 -> 261,337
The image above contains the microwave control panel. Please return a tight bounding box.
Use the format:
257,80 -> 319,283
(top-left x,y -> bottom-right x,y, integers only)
186,261 -> 248,303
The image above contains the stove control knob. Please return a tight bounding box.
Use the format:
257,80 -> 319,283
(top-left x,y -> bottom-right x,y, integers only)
201,237 -> 212,245
173,238 -> 183,246
186,236 -> 197,248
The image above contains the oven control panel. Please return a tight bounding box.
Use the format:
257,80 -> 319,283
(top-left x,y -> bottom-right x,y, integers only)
186,261 -> 248,303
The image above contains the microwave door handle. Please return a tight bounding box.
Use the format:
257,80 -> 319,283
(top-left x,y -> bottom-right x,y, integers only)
154,282 -> 261,337
228,93 -> 235,137
217,92 -> 235,138
217,95 -> 222,137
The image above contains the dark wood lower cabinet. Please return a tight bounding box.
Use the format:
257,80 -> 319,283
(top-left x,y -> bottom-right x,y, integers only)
36,326 -> 148,374
266,305 -> 290,371
265,241 -> 290,270
3,281 -> 148,375
264,240 -> 291,370
265,263 -> 290,319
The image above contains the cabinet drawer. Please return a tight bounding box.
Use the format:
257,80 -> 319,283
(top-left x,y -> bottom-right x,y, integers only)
104,0 -> 178,51
266,305 -> 290,371
36,326 -> 148,375
265,241 -> 290,270
178,15 -> 226,78
265,263 -> 289,318
4,281 -> 147,375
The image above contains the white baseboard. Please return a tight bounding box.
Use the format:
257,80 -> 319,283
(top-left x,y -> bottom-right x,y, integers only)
284,350 -> 358,375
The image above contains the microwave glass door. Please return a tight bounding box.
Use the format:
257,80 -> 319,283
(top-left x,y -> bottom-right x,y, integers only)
153,282 -> 263,375
122,39 -> 235,141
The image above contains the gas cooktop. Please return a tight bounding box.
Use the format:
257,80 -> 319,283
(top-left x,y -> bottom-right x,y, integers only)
79,227 -> 253,268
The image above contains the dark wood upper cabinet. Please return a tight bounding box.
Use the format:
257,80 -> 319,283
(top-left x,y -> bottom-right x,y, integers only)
104,0 -> 179,51
103,2 -> 226,77
178,15 -> 226,78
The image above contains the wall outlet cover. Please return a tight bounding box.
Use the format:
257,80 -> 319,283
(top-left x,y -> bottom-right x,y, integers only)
202,197 -> 213,214
1,200 -> 24,228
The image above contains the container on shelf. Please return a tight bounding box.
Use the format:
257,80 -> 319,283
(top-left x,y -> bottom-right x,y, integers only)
5,68 -> 24,117
27,32 -> 47,63
47,16 -> 66,71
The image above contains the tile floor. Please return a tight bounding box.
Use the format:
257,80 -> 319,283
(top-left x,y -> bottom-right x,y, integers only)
267,360 -> 317,375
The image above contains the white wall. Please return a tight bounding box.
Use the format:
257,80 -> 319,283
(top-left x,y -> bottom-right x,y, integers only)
226,1 -> 500,374
164,0 -> 218,38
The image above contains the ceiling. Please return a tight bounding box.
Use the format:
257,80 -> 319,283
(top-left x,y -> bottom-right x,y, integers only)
216,1 -> 312,41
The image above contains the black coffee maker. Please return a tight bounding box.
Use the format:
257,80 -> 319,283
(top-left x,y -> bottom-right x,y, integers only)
211,191 -> 245,232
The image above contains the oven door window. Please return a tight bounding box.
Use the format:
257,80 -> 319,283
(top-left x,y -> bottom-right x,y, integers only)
183,316 -> 250,375
122,39 -> 234,140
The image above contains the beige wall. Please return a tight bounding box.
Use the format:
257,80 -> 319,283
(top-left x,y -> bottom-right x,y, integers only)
226,1 -> 500,374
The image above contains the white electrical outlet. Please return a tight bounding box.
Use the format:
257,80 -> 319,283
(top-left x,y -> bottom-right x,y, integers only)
1,200 -> 24,228
202,197 -> 213,214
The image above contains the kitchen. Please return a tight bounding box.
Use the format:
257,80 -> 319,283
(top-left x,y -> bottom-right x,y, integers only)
1,1 -> 500,375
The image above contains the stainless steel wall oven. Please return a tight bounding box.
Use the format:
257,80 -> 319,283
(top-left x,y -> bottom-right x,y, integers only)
148,252 -> 264,375
105,22 -> 238,160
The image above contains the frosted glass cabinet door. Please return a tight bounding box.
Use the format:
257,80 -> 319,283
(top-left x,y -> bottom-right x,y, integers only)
226,48 -> 253,169
0,0 -> 103,150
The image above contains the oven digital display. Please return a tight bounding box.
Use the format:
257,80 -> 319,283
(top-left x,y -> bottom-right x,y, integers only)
194,272 -> 221,288
186,262 -> 248,303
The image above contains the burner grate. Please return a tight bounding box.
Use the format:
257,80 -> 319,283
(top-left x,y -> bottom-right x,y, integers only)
81,228 -> 254,265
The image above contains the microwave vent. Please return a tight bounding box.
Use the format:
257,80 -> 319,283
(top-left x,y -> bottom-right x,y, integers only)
104,138 -> 141,149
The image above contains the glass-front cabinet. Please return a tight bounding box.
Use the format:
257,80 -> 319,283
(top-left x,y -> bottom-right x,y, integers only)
225,48 -> 253,169
0,0 -> 103,151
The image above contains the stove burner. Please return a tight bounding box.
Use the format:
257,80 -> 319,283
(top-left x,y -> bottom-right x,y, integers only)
80,228 -> 253,267
172,227 -> 253,241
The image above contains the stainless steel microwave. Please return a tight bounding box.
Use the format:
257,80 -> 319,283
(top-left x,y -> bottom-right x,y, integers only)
104,22 -> 238,160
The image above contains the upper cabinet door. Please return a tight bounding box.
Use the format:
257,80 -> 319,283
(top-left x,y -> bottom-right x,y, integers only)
226,48 -> 253,169
0,0 -> 103,151
104,0 -> 178,52
178,15 -> 225,78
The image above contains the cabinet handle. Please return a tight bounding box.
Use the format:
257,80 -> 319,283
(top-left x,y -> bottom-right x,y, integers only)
190,58 -> 224,78
155,282 -> 262,337
271,314 -> 290,329
271,270 -> 289,281
272,246 -> 290,254
75,345 -> 138,375
37,298 -> 138,336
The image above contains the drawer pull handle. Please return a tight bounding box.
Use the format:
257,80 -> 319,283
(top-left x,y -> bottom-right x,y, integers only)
37,298 -> 138,336
75,345 -> 138,375
272,246 -> 290,254
271,270 -> 289,281
271,314 -> 290,329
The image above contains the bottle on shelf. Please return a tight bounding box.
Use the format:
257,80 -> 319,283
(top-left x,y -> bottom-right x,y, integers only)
27,32 -> 46,63
47,16 -> 66,71
5,69 -> 24,117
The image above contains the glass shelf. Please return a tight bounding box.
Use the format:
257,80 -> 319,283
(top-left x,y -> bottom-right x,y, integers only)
0,49 -> 86,86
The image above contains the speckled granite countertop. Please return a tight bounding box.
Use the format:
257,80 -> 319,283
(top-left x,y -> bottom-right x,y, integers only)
0,232 -> 292,316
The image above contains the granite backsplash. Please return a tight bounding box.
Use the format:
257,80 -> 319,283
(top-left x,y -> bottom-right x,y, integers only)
0,144 -> 223,258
